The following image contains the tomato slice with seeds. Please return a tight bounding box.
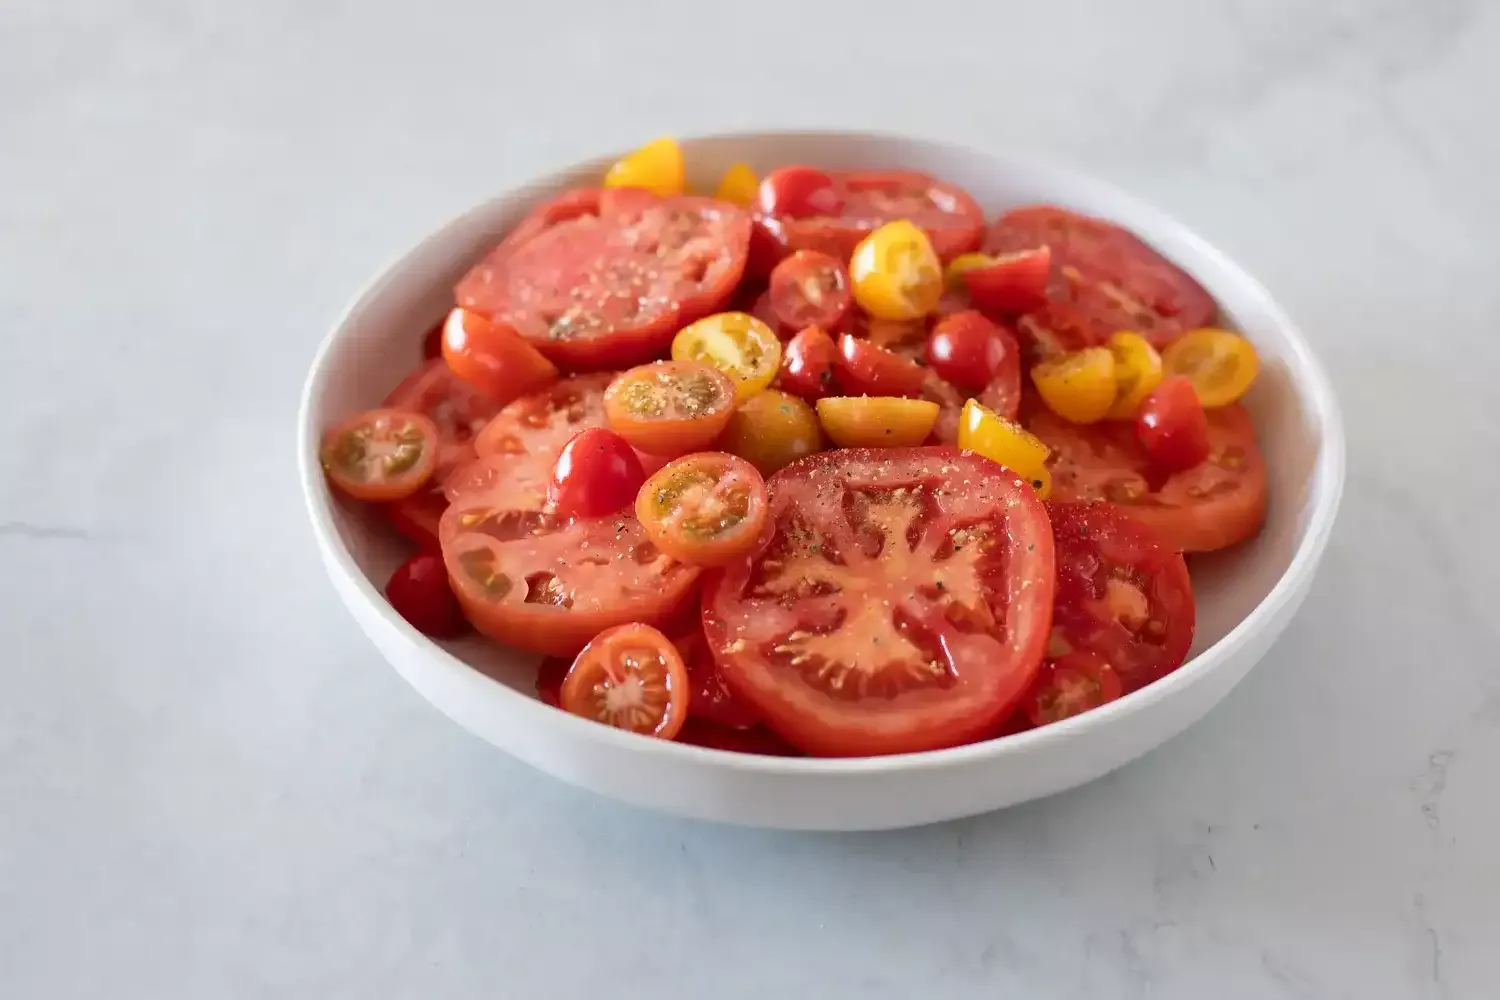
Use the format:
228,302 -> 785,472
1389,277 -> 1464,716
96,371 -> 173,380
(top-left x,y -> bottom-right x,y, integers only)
1027,402 -> 1267,553
1044,500 -> 1195,694
834,334 -> 927,398
768,250 -> 852,331
321,409 -> 440,501
456,193 -> 751,370
560,623 -> 688,739
1024,650 -> 1124,727
702,447 -> 1055,757
603,360 -> 737,457
472,373 -> 613,464
383,358 -> 504,481
636,452 -> 768,567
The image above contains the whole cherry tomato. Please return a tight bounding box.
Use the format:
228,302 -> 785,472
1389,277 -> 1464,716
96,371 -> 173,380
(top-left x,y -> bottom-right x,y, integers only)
386,552 -> 467,638
757,166 -> 844,219
1136,376 -> 1211,475
925,310 -> 1012,392
547,428 -> 647,518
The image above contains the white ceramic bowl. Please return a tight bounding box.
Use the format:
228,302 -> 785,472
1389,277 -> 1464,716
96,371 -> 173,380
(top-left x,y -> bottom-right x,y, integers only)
298,130 -> 1344,831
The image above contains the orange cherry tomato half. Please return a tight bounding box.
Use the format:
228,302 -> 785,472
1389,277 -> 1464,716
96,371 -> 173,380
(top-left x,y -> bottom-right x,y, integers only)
440,307 -> 559,404
834,334 -> 927,398
603,360 -> 737,456
768,250 -> 852,331
714,162 -> 760,207
636,452 -> 769,567
560,623 -> 689,739
816,396 -> 939,448
321,408 -> 440,501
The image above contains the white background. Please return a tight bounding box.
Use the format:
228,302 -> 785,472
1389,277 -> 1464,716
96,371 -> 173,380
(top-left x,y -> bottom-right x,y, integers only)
3,1 -> 1498,997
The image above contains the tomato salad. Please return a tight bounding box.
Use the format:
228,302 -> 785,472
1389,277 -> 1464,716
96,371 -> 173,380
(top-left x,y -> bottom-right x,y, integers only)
321,138 -> 1267,758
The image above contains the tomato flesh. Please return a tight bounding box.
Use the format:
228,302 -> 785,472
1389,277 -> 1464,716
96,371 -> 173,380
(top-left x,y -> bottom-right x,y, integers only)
603,360 -> 737,456
768,250 -> 852,331
384,358 -> 504,482
440,307 -> 558,404
1136,377 -> 1211,475
560,623 -> 688,739
702,447 -> 1055,756
1024,650 -> 1123,727
547,428 -> 647,518
834,334 -> 927,398
636,453 -> 769,567
385,551 -> 467,638
321,409 -> 440,502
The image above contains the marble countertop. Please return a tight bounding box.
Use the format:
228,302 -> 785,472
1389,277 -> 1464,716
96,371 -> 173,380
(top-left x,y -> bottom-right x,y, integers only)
4,1 -> 1498,996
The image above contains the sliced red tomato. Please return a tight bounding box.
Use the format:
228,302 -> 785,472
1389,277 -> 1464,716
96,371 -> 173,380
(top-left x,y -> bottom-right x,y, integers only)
834,334 -> 926,398
440,482 -> 700,657
472,372 -> 614,465
778,325 -> 837,401
547,428 -> 647,518
560,623 -> 688,739
985,206 -> 1217,353
603,360 -> 737,456
1026,402 -> 1267,552
385,551 -> 467,638
1044,500 -> 1195,694
702,447 -> 1055,756
440,307 -> 558,404
384,483 -> 449,549
768,250 -> 852,331
1024,650 -> 1124,727
455,194 -> 751,370
320,409 -> 439,502
675,627 -> 761,730
477,187 -> 607,266
636,453 -> 768,567
759,170 -> 985,265
383,358 -> 504,481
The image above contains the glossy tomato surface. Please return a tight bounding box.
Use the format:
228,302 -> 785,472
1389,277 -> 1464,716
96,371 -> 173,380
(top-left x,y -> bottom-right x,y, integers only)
702,447 -> 1055,756
383,358 -> 504,481
547,428 -> 646,518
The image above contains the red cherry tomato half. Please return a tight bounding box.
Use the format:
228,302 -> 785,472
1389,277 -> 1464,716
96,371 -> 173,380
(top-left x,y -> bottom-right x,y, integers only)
778,325 -> 838,401
385,551 -> 467,638
547,428 -> 647,519
961,247 -> 1053,316
768,250 -> 852,332
421,319 -> 444,359
757,166 -> 845,220
440,307 -> 558,404
1136,377 -> 1211,476
321,409 -> 440,502
834,334 -> 927,398
1024,650 -> 1123,727
675,627 -> 762,730
925,310 -> 1011,392
636,452 -> 769,567
560,623 -> 689,739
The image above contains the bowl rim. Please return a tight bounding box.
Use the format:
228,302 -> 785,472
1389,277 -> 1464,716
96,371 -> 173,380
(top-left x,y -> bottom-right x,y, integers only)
298,127 -> 1347,777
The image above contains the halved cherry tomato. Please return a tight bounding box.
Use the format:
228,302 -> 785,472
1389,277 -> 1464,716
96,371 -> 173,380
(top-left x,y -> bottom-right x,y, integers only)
1045,500 -> 1195,693
560,623 -> 688,739
925,310 -> 1011,392
817,397 -> 939,448
702,447 -> 1055,756
671,311 -> 782,402
1161,328 -> 1260,407
547,428 -> 647,518
944,252 -> 993,289
767,250 -> 852,331
956,399 -> 1051,495
675,627 -> 761,730
715,162 -> 759,207
385,551 -> 467,638
1104,331 -> 1164,419
384,358 -> 504,481
636,452 -> 768,567
850,220 -> 943,321
834,334 -> 926,398
757,165 -> 844,219
1027,402 -> 1267,552
1032,346 -> 1117,424
778,325 -> 838,401
603,136 -> 685,197
440,307 -> 558,404
960,247 -> 1053,316
604,360 -> 737,456
715,389 -> 823,477
321,409 -> 439,501
1024,651 -> 1123,727
421,319 -> 444,359
385,484 -> 449,549
1136,377 -> 1210,475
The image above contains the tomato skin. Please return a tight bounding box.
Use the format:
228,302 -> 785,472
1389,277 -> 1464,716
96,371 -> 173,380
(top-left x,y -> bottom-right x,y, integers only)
603,136 -> 685,197
321,409 -> 440,502
676,628 -> 762,730
962,247 -> 1053,316
1160,328 -> 1261,407
850,219 -> 944,321
715,389 -> 823,477
1136,377 -> 1210,475
383,358 -> 504,482
603,360 -> 738,457
676,720 -> 800,755
834,334 -> 927,398
421,319 -> 444,359
1104,331 -> 1165,420
925,310 -> 1012,392
385,552 -> 467,638
816,396 -> 939,448
957,398 -> 1051,491
385,485 -> 448,550
768,250 -> 852,332
1024,651 -> 1123,727
757,166 -> 845,219
547,428 -> 647,519
561,623 -> 689,739
1032,346 -> 1118,425
636,452 -> 769,567
778,325 -> 838,401
440,308 -> 558,404
670,312 -> 783,403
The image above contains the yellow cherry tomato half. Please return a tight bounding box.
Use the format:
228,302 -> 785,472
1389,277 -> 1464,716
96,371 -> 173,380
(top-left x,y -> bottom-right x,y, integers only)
1104,331 -> 1165,420
1161,328 -> 1261,408
1031,346 -> 1117,424
849,220 -> 943,321
715,389 -> 823,476
956,398 -> 1051,489
603,136 -> 685,197
670,311 -> 782,402
815,396 -> 939,448
944,252 -> 994,291
714,162 -> 759,206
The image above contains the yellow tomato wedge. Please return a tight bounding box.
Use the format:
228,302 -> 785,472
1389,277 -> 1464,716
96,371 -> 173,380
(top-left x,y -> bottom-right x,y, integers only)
943,252 -> 994,290
603,137 -> 685,197
1031,346 -> 1116,424
850,220 -> 943,320
816,397 -> 938,448
1104,331 -> 1164,420
714,162 -> 759,206
956,398 -> 1051,496
1161,328 -> 1260,407
671,312 -> 781,402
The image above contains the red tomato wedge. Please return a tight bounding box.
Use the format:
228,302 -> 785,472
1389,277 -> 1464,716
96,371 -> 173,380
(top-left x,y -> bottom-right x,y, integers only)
440,307 -> 558,404
985,206 -> 1217,354
1045,500 -> 1196,694
636,453 -> 768,567
1027,401 -> 1268,553
560,623 -> 688,739
455,193 -> 751,370
768,250 -> 852,331
702,447 -> 1055,756
321,409 -> 439,502
383,358 -> 504,481
1024,650 -> 1124,727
